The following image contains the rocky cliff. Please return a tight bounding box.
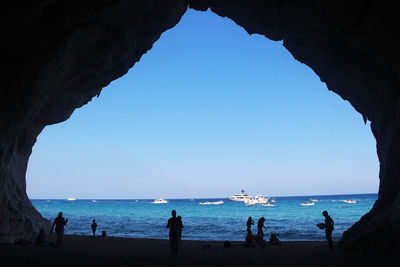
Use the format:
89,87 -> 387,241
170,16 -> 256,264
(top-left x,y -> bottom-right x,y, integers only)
1,0 -> 399,251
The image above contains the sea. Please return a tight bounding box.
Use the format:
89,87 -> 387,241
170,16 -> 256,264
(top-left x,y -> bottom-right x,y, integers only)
32,194 -> 377,242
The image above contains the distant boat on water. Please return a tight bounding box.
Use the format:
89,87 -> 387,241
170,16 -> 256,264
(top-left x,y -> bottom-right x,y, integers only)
245,200 -> 256,206
244,195 -> 269,206
310,199 -> 320,202
67,198 -> 76,201
199,200 -> 224,205
343,199 -> 356,204
262,203 -> 276,207
229,189 -> 252,202
152,198 -> 168,204
301,202 -> 314,206
92,200 -> 96,203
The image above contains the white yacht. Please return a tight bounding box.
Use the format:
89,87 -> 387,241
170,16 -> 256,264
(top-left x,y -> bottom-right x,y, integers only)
199,200 -> 224,205
343,199 -> 356,204
300,202 -> 315,206
152,198 -> 168,204
229,189 -> 253,202
310,199 -> 320,202
67,198 -> 76,201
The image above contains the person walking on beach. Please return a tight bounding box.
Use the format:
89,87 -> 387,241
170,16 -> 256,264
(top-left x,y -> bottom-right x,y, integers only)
167,210 -> 184,258
51,212 -> 68,248
255,217 -> 267,246
91,219 -> 97,237
246,217 -> 254,235
322,211 -> 334,251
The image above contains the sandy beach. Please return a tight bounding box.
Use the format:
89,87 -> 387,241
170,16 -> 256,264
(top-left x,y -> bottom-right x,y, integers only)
0,235 -> 396,267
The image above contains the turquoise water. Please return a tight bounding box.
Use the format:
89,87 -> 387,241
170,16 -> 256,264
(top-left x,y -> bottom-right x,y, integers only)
32,194 -> 376,241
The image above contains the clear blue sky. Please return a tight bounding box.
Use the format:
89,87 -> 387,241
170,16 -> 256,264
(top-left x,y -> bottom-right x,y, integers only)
27,9 -> 379,199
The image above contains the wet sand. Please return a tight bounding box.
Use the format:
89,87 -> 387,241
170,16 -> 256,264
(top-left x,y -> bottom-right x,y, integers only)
0,235 -> 396,266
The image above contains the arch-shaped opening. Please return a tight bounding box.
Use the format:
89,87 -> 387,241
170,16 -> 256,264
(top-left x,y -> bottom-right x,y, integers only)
26,9 -> 378,242
1,0 -> 399,251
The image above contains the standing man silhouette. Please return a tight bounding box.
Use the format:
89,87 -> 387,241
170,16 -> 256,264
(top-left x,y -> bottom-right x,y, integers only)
91,219 -> 97,237
167,210 -> 183,258
51,212 -> 68,248
322,210 -> 334,251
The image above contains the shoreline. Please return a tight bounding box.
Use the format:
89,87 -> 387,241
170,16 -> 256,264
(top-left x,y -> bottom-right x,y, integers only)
1,234 -> 396,267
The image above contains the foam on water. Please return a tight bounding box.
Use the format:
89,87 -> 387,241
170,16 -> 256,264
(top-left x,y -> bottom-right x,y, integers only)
32,194 -> 376,241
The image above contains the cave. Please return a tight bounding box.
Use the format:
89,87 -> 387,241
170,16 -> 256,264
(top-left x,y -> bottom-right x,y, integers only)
1,0 -> 400,251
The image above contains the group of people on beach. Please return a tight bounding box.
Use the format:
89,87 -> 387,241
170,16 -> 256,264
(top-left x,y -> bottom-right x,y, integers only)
34,212 -> 99,248
40,209 -> 334,254
245,216 -> 270,247
243,211 -> 334,251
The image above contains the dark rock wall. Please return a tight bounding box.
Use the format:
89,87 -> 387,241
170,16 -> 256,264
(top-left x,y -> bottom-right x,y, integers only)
189,0 -> 400,251
1,0 -> 399,249
0,0 -> 188,242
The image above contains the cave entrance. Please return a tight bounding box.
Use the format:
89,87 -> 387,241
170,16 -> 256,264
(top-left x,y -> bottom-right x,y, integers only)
26,9 -> 378,240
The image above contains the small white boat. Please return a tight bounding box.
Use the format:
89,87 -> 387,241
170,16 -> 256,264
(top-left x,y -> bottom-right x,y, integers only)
46,200 -> 50,203
301,202 -> 315,206
253,195 -> 269,204
152,198 -> 168,204
310,199 -> 320,202
343,199 -> 356,204
92,200 -> 97,203
262,203 -> 276,207
199,200 -> 224,205
67,198 -> 76,201
229,189 -> 253,202
245,199 -> 257,206
270,199 -> 276,203
244,195 -> 269,206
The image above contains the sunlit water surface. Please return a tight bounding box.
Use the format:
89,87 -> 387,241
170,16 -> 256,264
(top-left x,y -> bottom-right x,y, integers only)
32,194 -> 376,241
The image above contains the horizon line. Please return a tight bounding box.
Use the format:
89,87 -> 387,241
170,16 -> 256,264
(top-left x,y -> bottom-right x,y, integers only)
29,192 -> 378,200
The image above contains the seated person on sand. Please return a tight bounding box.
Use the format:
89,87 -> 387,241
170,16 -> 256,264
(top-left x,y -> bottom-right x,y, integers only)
34,228 -> 46,246
269,233 -> 281,246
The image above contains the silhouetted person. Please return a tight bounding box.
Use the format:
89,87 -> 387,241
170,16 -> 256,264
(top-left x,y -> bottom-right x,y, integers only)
322,211 -> 334,251
167,210 -> 183,258
51,212 -> 68,248
34,228 -> 46,246
244,232 -> 255,248
269,233 -> 281,246
91,219 -> 97,237
255,217 -> 267,246
177,215 -> 183,245
246,217 -> 254,235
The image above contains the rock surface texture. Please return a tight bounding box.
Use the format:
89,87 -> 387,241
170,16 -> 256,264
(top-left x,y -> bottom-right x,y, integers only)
1,0 -> 399,250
